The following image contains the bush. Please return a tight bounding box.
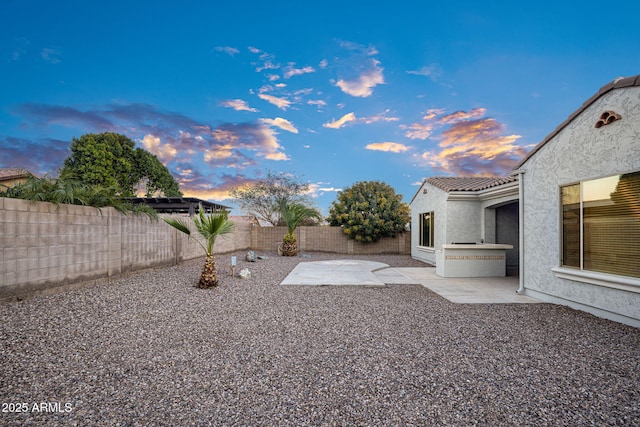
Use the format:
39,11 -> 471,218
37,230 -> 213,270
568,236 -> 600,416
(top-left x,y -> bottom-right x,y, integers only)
327,180 -> 410,242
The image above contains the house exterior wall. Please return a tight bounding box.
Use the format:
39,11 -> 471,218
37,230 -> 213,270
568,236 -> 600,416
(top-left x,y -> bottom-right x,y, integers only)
520,85 -> 640,326
446,200 -> 482,243
410,182 -> 448,264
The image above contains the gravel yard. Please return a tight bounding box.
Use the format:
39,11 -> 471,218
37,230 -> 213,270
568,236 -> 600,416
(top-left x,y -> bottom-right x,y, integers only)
1,251 -> 639,426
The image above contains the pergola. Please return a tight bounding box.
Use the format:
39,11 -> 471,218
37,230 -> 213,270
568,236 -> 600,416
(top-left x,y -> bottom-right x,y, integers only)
127,197 -> 231,215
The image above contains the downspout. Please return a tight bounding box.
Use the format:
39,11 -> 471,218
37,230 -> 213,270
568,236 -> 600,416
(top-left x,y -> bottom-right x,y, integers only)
513,169 -> 525,294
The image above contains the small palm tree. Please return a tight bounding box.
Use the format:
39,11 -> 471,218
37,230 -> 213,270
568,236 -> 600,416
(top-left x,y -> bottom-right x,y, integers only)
163,206 -> 235,288
279,201 -> 322,256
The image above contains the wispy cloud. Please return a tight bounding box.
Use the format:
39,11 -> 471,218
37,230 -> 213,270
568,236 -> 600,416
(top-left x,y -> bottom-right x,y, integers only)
214,46 -> 239,56
402,122 -> 436,140
365,142 -> 410,153
260,117 -> 298,134
406,64 -> 442,81
41,48 -> 61,64
439,108 -> 486,124
220,99 -> 259,112
258,93 -> 291,110
283,64 -> 315,79
334,58 -> 384,97
10,37 -> 30,61
323,112 -> 356,129
0,136 -> 69,175
324,110 -> 399,130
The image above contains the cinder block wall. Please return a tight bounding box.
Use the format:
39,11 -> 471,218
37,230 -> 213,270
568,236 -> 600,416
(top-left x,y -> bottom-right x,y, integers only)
250,226 -> 409,255
0,198 -> 252,302
0,198 -> 409,301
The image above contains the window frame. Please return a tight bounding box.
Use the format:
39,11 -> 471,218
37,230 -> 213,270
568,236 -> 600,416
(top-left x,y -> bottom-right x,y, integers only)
558,171 -> 640,286
419,211 -> 435,248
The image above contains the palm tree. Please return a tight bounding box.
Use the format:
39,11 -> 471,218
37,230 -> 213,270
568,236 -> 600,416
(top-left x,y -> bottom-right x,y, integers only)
163,206 -> 235,288
279,201 -> 322,256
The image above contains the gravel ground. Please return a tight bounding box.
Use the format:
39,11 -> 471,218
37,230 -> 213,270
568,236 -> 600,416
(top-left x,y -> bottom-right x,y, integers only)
1,251 -> 639,426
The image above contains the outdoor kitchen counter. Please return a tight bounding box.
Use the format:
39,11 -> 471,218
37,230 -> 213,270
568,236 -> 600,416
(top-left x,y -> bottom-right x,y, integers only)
436,244 -> 514,278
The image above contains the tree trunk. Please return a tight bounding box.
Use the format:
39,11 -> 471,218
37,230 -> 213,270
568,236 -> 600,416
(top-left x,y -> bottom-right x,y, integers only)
282,239 -> 298,256
198,254 -> 219,288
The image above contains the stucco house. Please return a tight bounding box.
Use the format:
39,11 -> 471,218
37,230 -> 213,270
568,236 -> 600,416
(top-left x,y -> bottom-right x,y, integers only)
410,176 -> 519,273
410,74 -> 640,327
515,75 -> 640,327
0,168 -> 33,189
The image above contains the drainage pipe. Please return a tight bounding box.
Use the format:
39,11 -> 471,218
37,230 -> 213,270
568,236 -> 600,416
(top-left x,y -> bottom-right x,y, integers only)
513,169 -> 525,294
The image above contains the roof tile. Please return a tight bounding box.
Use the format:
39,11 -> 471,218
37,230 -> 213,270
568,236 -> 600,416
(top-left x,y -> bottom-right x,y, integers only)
425,176 -> 518,192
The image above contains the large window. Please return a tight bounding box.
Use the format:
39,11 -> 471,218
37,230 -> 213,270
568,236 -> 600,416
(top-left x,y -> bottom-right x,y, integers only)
419,211 -> 435,248
561,171 -> 640,278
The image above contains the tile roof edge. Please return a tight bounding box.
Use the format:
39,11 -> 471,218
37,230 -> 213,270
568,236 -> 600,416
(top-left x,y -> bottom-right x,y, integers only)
514,74 -> 640,170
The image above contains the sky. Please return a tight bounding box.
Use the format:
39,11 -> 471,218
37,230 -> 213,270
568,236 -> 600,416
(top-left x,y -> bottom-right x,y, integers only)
2,0 -> 640,215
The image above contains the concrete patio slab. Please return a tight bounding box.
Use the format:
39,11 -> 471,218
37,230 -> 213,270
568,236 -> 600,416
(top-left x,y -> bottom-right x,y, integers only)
386,267 -> 540,304
280,259 -> 389,286
280,259 -> 539,304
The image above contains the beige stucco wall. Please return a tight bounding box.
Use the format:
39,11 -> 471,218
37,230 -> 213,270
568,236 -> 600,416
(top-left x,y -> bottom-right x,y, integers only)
520,85 -> 640,326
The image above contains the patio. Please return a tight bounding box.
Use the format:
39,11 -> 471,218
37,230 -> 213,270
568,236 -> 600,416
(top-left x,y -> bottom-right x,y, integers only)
0,251 -> 638,426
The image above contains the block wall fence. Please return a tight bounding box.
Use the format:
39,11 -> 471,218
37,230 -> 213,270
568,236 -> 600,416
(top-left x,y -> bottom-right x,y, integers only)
1,198 -> 410,301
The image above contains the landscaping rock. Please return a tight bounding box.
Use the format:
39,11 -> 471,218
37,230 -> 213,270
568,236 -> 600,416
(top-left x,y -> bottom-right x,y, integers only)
239,268 -> 251,279
246,250 -> 256,262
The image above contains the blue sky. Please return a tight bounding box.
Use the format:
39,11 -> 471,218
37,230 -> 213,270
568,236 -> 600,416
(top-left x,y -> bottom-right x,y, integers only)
2,0 -> 639,215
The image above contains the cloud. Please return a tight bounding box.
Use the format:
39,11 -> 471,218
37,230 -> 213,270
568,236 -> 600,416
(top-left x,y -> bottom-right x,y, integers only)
41,48 -> 61,64
214,46 -> 239,56
307,182 -> 342,198
260,117 -> 298,133
334,58 -> 384,97
365,142 -> 410,153
423,108 -> 445,120
0,136 -> 69,176
220,99 -> 259,112
323,112 -> 356,129
438,108 -> 486,125
323,110 -> 397,130
417,116 -> 526,176
402,108 -> 482,140
360,109 -> 400,124
176,170 -> 255,202
141,134 -> 178,162
308,99 -> 327,109
406,64 -> 442,81
283,64 -> 315,79
402,122 -> 436,140
258,93 -> 291,110
14,103 -> 290,186
338,40 -> 378,56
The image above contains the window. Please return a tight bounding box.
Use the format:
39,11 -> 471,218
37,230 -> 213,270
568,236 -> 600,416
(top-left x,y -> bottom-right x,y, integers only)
561,171 -> 640,278
419,211 -> 435,247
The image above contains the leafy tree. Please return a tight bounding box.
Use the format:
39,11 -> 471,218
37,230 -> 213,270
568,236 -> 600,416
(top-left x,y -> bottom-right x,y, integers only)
327,180 -> 410,243
163,207 -> 235,288
230,171 -> 312,226
61,132 -> 182,197
279,201 -> 322,256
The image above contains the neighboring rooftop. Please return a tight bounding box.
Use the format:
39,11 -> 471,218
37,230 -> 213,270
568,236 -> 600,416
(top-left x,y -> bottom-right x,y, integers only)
127,197 -> 231,215
425,176 -> 518,192
0,168 -> 34,181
